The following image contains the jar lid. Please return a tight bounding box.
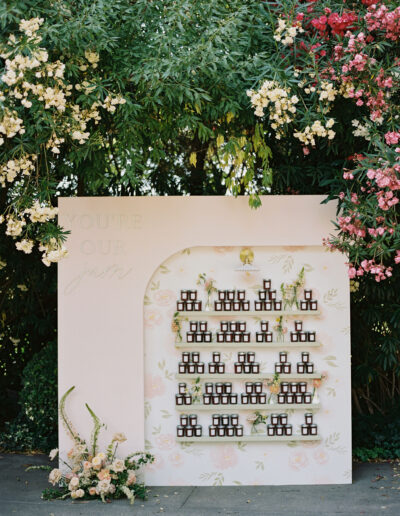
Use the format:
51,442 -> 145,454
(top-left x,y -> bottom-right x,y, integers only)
279,413 -> 288,417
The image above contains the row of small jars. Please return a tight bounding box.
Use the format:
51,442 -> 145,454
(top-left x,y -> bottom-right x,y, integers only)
275,361 -> 315,374
214,300 -> 250,311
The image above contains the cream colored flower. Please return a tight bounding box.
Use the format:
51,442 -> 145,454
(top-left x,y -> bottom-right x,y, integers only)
112,433 -> 127,443
15,239 -> 34,254
126,470 -> 136,486
68,476 -> 79,491
111,459 -> 125,473
89,487 -> 96,495
48,468 -> 62,485
91,456 -> 102,469
75,489 -> 85,498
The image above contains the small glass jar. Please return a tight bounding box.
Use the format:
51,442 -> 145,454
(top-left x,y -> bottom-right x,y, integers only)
235,424 -> 244,437
178,362 -> 186,374
277,393 -> 286,404
304,289 -> 312,300
190,321 -> 198,332
270,414 -> 279,425
239,321 -> 246,332
300,300 -> 308,311
199,321 -> 207,332
258,290 -> 267,300
217,363 -> 225,374
280,382 -> 289,394
310,424 -> 318,435
299,332 -> 307,343
275,363 -> 283,374
233,301 -> 241,311
189,414 -> 197,426
290,332 -> 299,342
254,301 -> 263,311
245,382 -> 253,394
215,301 -> 223,311
230,322 -> 237,332
260,321 -> 269,332
215,382 -> 224,394
269,289 -> 277,301
254,382 -> 263,394
212,414 -> 220,426
224,382 -> 232,394
310,299 -> 318,311
267,424 -> 275,436
285,424 -> 293,436
258,393 -> 267,404
241,393 -> 249,404
221,414 -> 230,426
301,424 -> 309,436
289,382 -> 298,393
217,425 -> 225,437
234,332 -> 242,343
250,393 -> 258,404
205,382 -> 214,394
194,301 -> 202,311
227,289 -> 235,301
203,394 -> 211,405
218,290 -> 226,301
188,333 -> 198,345
209,425 -> 217,437
184,394 -> 192,405
175,394 -> 184,405
212,394 -> 220,405
307,331 -> 316,342
306,363 -> 314,374
295,393 -> 303,404
299,382 -> 307,394
279,351 -> 288,363
224,301 -> 232,311
283,363 -> 291,374
177,425 -> 185,437
252,363 -> 260,374
217,332 -> 225,343
177,301 -> 185,311
247,352 -> 255,363
187,363 -> 196,374
208,363 -> 217,374
221,321 -> 229,332
182,352 -> 190,363
264,301 -> 273,311
274,301 -> 282,311
262,331 -> 271,343
303,392 -> 312,404
234,362 -> 243,374
230,393 -> 238,404
294,320 -> 303,332
213,351 -> 221,363
243,333 -> 250,343
238,351 -> 246,363
243,363 -> 251,374
192,351 -> 200,363
297,362 -> 305,374
225,332 -> 233,343
226,425 -> 235,437
178,382 -> 187,394
195,425 -> 202,437
204,332 -> 212,343
276,424 -> 284,436
256,332 -> 264,343
221,393 -> 229,404
230,414 -> 239,426
186,301 -> 193,312
189,290 -> 197,301
242,301 -> 250,311
180,414 -> 189,426
237,290 -> 246,300
279,413 -> 288,425
263,279 -> 272,290
301,351 -> 310,363
196,362 -> 205,374
286,393 -> 294,404
181,290 -> 189,301
305,413 -> 313,425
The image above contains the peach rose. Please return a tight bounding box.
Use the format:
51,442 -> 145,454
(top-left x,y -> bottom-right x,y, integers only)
89,487 -> 97,496
289,451 -> 309,471
313,449 -> 329,465
169,451 -> 184,467
210,445 -> 238,470
145,374 -> 166,398
144,308 -> 162,328
155,434 -> 175,451
154,289 -> 175,307
97,468 -> 111,481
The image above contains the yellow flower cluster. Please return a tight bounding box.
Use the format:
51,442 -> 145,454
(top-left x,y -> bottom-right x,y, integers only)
293,119 -> 336,146
0,154 -> 36,186
84,50 -> 100,68
102,94 -> 126,113
39,238 -> 68,266
0,110 -> 25,144
273,18 -> 304,46
19,17 -> 44,40
5,216 -> 26,237
319,81 -> 337,102
16,239 -> 34,254
24,201 -> 58,223
247,80 -> 298,138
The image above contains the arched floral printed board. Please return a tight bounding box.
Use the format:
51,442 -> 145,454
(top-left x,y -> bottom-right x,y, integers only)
143,245 -> 351,486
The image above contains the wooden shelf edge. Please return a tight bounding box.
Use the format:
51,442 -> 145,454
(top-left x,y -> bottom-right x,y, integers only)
176,373 -> 322,380
175,341 -> 322,349
176,435 -> 321,443
175,403 -> 320,412
177,310 -> 320,318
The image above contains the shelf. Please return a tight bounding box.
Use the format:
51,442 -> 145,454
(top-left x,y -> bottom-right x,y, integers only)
176,434 -> 321,443
176,373 -> 322,381
175,341 -> 322,349
176,403 -> 320,412
177,310 -> 320,318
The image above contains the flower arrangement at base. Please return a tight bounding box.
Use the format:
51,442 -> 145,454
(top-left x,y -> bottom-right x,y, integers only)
42,386 -> 154,504
247,411 -> 268,434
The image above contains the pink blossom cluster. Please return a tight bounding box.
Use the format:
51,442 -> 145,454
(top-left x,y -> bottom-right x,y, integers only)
338,214 -> 366,238
385,131 -> 400,145
311,10 -> 357,38
365,4 -> 400,41
348,260 -> 393,281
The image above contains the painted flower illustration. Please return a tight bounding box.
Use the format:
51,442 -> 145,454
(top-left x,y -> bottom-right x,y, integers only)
313,448 -> 329,465
289,451 -> 309,470
145,374 -> 166,398
169,451 -> 184,467
154,289 -> 175,307
144,308 -> 162,328
155,434 -> 175,451
210,445 -> 238,470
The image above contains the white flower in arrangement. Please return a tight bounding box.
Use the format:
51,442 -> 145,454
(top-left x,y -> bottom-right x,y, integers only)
68,476 -> 80,491
48,468 -> 62,486
112,432 -> 127,443
91,456 -> 102,469
111,459 -> 126,473
126,470 -> 137,486
49,448 -> 59,461
75,489 -> 85,498
15,239 -> 34,254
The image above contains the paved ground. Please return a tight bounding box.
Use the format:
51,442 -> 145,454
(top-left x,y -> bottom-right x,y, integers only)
0,454 -> 399,516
